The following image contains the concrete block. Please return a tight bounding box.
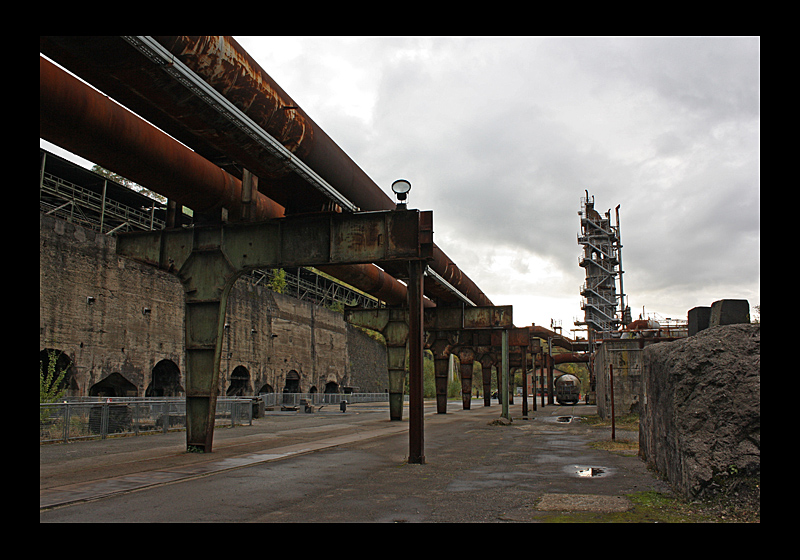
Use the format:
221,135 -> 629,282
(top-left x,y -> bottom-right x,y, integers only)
688,306 -> 711,336
709,299 -> 750,327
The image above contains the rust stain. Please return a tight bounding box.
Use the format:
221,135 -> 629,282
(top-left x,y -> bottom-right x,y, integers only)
154,36 -> 312,158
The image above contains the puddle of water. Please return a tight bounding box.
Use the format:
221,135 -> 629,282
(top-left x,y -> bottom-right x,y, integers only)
565,464 -> 614,478
556,416 -> 572,423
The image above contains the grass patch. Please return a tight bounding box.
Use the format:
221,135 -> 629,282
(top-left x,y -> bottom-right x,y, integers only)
579,413 -> 639,430
589,438 -> 639,456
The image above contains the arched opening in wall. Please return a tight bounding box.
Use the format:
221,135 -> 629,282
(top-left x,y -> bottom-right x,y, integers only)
227,365 -> 252,396
89,372 -> 138,397
283,370 -> 300,403
258,383 -> 274,395
146,359 -> 184,397
324,381 -> 339,394
40,348 -> 79,396
310,385 -> 318,394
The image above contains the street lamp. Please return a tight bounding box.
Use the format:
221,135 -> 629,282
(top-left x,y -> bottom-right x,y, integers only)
391,179 -> 411,209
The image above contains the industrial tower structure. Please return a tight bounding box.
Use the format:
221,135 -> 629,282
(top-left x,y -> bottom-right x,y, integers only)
576,191 -> 630,349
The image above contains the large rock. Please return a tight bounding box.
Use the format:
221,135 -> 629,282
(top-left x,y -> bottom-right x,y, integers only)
640,324 -> 760,502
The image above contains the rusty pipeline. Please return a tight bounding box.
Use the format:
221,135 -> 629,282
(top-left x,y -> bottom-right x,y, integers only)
40,36 -> 492,308
40,56 -> 283,220
40,56 -> 424,308
552,352 -> 590,365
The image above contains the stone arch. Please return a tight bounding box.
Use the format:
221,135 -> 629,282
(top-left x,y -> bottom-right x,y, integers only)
89,372 -> 138,397
258,383 -> 274,394
227,365 -> 252,396
283,370 -> 300,393
146,359 -> 184,397
324,381 -> 340,394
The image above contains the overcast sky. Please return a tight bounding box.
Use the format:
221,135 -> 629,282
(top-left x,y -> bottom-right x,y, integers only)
233,36 -> 760,332
41,36 -> 760,333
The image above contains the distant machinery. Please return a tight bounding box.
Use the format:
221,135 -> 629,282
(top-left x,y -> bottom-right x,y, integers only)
575,191 -> 630,349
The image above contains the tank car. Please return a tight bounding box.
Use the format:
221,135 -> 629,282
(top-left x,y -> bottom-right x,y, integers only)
555,373 -> 581,405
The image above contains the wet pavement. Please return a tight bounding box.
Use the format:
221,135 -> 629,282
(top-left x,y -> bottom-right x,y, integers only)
40,399 -> 670,522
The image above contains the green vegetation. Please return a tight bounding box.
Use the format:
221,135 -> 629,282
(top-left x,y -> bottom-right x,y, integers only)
580,412 -> 639,431
40,350 -> 66,404
266,268 -> 287,294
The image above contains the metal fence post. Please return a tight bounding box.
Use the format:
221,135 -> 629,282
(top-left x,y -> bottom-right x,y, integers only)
63,402 -> 70,443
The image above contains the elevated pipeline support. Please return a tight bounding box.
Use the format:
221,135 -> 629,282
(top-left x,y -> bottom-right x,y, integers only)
40,36 -> 492,309
346,306 -> 514,416
116,209 -> 432,452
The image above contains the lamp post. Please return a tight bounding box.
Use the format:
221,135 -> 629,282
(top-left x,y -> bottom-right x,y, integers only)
391,178 -> 424,463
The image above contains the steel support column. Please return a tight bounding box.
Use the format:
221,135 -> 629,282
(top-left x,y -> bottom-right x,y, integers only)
407,259 -> 425,464
456,346 -> 475,410
181,227 -> 241,451
521,347 -> 529,418
478,355 -> 495,407
344,308 -> 409,421
428,336 -> 453,415
501,329 -> 510,420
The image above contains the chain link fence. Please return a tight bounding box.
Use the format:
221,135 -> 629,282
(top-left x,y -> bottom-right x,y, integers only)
40,397 -> 253,444
40,394 -> 397,444
262,392 -> 393,407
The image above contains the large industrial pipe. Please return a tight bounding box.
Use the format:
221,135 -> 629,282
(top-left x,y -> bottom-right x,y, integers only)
39,36 -> 492,308
39,56 -> 283,220
39,56 -> 422,307
552,352 -> 590,365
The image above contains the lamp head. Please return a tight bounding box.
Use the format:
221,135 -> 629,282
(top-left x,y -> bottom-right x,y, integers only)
391,179 -> 411,208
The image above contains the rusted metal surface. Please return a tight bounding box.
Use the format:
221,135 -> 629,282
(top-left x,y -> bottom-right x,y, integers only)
423,305 -> 512,331
117,209 -> 432,272
553,352 -> 590,364
407,260 -> 426,463
40,36 -> 493,308
529,324 -> 589,352
150,36 -> 398,212
39,37 -> 330,214
489,327 -> 529,347
39,56 -> 285,220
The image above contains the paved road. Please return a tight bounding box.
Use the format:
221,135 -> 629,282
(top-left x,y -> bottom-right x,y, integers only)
40,399 -> 669,522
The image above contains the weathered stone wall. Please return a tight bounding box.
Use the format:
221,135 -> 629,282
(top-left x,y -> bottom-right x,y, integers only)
346,324 -> 388,393
40,213 -> 387,397
639,323 -> 760,501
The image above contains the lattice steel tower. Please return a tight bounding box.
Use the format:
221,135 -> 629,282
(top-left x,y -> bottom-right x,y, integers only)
576,191 -> 629,345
